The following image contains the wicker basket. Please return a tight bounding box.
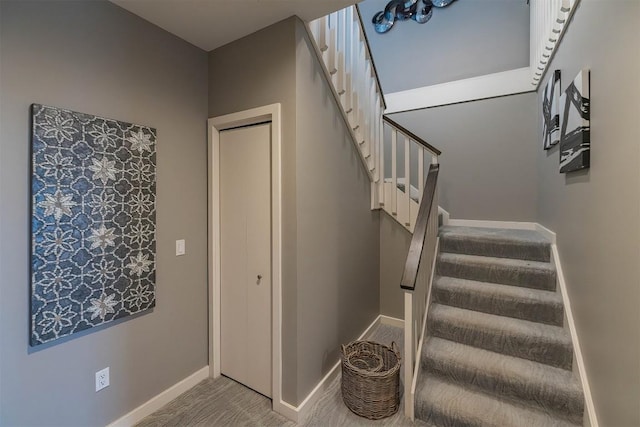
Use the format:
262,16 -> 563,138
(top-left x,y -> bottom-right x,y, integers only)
340,340 -> 401,420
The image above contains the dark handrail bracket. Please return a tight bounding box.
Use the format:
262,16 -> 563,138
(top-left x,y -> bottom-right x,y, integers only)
400,164 -> 439,291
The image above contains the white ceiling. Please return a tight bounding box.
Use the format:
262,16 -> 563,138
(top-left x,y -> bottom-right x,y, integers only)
111,0 -> 356,51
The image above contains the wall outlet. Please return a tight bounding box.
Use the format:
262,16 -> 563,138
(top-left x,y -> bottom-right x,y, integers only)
95,367 -> 110,392
176,239 -> 186,256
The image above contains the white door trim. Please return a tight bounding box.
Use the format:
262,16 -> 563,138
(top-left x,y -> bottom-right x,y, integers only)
208,104 -> 283,411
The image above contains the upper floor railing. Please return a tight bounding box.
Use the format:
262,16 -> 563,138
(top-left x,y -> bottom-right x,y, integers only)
530,0 -> 580,87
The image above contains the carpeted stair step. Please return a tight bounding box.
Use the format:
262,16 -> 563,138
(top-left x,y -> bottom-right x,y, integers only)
415,374 -> 580,427
433,276 -> 564,326
428,304 -> 573,370
436,253 -> 556,291
439,226 -> 551,262
422,337 -> 584,425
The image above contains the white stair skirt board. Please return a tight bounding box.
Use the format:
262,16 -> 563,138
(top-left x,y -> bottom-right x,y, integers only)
384,67 -> 533,114
552,245 -> 598,427
107,367 -> 210,427
279,314 -> 404,424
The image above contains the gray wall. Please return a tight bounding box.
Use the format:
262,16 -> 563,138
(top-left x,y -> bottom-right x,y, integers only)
208,18 -> 380,405
294,20 -> 380,402
359,0 -> 530,93
390,93 -> 539,222
535,1 -> 640,425
379,213 -> 411,319
208,17 -> 300,404
0,1 -> 209,426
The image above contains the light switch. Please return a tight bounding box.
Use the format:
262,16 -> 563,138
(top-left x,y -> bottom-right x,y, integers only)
176,239 -> 186,256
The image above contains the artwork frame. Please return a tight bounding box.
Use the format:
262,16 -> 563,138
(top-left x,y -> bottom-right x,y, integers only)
542,69 -> 561,150
30,104 -> 157,346
559,69 -> 590,173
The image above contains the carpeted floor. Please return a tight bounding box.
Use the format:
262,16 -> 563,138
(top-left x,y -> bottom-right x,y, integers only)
137,323 -> 424,426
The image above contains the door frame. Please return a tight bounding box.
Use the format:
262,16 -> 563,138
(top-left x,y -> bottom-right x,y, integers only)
208,104 -> 282,408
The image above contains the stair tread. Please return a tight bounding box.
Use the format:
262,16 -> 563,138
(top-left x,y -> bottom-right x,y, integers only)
439,226 -> 551,246
429,303 -> 571,345
439,225 -> 551,262
433,275 -> 564,326
434,276 -> 562,307
437,252 -> 556,291
438,252 -> 555,273
428,303 -> 572,369
416,374 -> 580,427
422,337 -> 584,421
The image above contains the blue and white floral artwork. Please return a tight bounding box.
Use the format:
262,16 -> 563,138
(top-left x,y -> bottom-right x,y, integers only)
31,104 -> 156,346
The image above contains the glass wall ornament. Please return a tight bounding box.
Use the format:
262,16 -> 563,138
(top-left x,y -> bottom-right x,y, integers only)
372,0 -> 456,34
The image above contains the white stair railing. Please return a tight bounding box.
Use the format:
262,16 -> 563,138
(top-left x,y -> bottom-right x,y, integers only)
530,0 -> 580,87
307,6 -> 385,208
381,116 -> 440,233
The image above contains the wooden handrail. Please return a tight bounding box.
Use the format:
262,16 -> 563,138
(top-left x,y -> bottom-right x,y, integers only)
400,164 -> 439,291
383,116 -> 442,156
354,4 -> 386,110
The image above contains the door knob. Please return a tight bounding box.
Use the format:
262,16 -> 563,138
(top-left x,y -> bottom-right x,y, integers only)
257,274 -> 262,284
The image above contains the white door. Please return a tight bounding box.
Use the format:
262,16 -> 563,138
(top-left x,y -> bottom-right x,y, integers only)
220,123 -> 272,397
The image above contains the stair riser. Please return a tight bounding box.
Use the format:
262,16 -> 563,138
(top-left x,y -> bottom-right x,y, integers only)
416,400 -> 477,427
437,257 -> 556,291
428,316 -> 573,370
423,355 -> 584,425
440,236 -> 550,262
433,285 -> 564,326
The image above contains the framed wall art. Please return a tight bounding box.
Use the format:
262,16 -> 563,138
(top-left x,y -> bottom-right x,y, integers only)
31,104 -> 156,345
542,69 -> 561,150
559,69 -> 590,173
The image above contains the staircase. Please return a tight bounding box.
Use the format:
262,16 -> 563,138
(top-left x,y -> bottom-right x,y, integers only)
415,226 -> 585,426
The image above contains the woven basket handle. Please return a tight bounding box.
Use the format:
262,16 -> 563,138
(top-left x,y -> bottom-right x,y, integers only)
341,344 -> 347,357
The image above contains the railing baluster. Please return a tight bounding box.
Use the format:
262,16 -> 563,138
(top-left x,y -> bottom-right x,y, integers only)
404,136 -> 410,228
391,130 -> 397,216
327,13 -> 338,75
318,16 -> 328,52
418,146 -> 424,205
334,10 -> 345,94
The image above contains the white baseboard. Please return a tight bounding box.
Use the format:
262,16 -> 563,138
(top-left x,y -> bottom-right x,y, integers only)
380,315 -> 404,328
552,245 -> 598,427
535,223 -> 557,244
277,314 -> 402,423
107,366 -> 209,427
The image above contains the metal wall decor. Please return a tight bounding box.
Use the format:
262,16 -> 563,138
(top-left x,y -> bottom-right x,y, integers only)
30,104 -> 157,345
372,0 -> 457,34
